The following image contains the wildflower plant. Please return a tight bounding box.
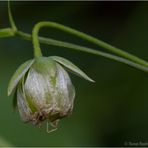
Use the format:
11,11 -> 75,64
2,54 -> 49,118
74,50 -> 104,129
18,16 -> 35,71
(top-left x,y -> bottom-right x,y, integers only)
0,2 -> 147,132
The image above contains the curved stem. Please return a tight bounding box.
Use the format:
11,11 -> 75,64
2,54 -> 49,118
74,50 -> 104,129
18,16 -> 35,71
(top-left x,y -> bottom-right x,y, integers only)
6,1 -> 148,71
8,1 -> 17,31
32,25 -> 42,58
16,30 -> 148,72
32,21 -> 148,67
1,25 -> 148,72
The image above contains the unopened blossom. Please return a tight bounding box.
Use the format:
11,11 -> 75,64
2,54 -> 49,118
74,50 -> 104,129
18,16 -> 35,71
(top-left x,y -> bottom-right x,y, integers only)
8,56 -> 93,130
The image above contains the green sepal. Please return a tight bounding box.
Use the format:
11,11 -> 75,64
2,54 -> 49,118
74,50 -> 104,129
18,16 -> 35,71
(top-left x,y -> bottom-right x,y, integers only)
50,56 -> 94,82
8,59 -> 34,96
32,57 -> 56,76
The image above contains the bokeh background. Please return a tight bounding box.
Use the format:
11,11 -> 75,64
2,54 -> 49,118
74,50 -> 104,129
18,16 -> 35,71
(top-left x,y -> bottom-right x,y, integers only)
0,1 -> 148,147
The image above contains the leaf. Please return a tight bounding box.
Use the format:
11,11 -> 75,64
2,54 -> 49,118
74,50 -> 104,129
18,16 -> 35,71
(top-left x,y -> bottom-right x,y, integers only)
8,59 -> 34,96
50,56 -> 94,82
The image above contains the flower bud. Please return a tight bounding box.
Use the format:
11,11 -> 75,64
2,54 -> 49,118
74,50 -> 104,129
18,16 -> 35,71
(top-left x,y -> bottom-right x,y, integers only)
8,56 -> 94,130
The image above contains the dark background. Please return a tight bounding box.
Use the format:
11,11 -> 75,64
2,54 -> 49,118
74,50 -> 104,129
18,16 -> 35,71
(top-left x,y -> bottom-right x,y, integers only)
0,1 -> 148,147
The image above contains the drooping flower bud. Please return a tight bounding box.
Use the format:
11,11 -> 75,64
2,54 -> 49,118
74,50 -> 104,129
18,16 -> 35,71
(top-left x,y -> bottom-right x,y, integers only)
8,56 -> 94,131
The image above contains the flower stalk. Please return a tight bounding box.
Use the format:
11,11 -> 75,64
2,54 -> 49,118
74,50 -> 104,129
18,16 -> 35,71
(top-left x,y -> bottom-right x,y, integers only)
2,2 -> 148,72
0,1 -> 148,72
8,0 -> 17,32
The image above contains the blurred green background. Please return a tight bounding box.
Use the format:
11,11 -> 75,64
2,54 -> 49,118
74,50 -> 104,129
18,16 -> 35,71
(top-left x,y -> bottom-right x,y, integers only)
0,1 -> 148,147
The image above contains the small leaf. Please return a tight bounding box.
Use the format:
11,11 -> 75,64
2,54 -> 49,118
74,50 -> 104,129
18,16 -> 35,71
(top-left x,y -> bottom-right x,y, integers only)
8,59 -> 34,96
50,56 -> 94,82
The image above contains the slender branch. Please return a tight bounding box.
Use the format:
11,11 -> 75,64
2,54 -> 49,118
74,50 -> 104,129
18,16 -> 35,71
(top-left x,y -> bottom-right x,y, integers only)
30,21 -> 148,67
8,1 -> 17,31
15,30 -> 148,72
32,23 -> 42,58
0,28 -> 14,38
6,1 -> 148,72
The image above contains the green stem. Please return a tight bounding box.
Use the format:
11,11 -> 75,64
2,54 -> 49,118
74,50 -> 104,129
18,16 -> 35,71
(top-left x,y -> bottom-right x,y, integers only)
6,2 -> 148,72
32,21 -> 148,67
0,28 -> 14,38
0,27 -> 147,72
16,30 -> 148,72
32,25 -> 42,58
8,1 -> 17,31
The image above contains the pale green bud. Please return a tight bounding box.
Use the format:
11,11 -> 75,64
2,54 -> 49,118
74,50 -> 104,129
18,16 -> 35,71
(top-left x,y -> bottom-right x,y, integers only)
8,56 -> 94,129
